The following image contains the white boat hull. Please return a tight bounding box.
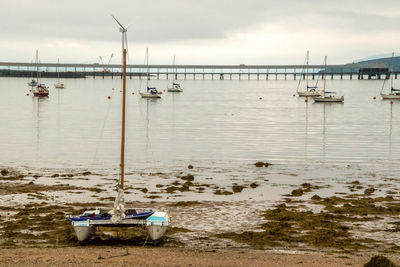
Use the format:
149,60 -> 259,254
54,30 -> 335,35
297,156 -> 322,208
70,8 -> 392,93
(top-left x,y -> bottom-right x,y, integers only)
381,93 -> 400,99
314,96 -> 344,103
70,211 -> 169,242
55,83 -> 65,89
297,91 -> 321,97
140,92 -> 162,98
72,225 -> 96,241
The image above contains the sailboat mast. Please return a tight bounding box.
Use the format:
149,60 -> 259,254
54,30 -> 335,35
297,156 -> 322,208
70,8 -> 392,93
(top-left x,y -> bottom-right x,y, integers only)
146,48 -> 149,89
120,48 -> 127,190
172,55 -> 175,84
36,50 -> 39,82
57,58 -> 60,82
323,56 -> 327,95
306,50 -> 309,90
391,52 -> 394,90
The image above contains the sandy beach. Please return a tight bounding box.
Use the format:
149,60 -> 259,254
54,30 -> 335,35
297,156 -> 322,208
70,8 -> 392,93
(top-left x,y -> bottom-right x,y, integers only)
1,247 -> 399,267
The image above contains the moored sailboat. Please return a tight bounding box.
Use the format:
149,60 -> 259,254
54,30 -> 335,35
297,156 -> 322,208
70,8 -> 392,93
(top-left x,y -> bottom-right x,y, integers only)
167,55 -> 183,92
313,56 -> 344,103
297,51 -> 321,97
32,51 -> 49,97
68,16 -> 169,243
381,52 -> 400,99
54,58 -> 66,88
140,48 -> 162,98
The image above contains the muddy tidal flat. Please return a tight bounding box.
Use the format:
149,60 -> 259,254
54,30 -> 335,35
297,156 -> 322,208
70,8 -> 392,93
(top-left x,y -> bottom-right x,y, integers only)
0,162 -> 399,266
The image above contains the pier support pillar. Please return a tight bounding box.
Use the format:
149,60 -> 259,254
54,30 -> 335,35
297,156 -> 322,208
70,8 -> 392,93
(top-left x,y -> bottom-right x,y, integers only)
350,74 -> 352,80
331,74 -> 333,80
312,73 -> 315,80
340,74 -> 343,80
396,73 -> 398,79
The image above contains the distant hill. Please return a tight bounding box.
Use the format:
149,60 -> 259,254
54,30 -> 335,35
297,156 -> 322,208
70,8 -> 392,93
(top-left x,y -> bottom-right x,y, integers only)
345,54 -> 400,71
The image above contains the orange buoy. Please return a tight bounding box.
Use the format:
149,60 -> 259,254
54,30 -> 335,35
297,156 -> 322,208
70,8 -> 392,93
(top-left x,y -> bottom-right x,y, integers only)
305,99 -> 308,103
107,96 -> 111,99
259,97 -> 262,100
293,94 -> 295,96
26,94 -> 29,96
132,92 -> 134,95
112,88 -> 114,90
390,101 -> 393,104
373,96 -> 376,100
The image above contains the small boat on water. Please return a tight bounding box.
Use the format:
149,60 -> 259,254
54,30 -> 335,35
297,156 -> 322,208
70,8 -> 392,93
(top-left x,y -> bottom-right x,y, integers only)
33,84 -> 49,97
380,52 -> 400,100
167,56 -> 183,92
297,51 -> 322,97
32,51 -> 49,97
140,48 -> 162,99
28,79 -> 38,86
54,58 -> 66,89
68,16 -> 169,243
313,56 -> 344,103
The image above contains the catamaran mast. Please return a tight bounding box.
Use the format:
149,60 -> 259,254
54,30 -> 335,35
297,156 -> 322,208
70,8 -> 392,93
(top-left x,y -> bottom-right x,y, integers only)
111,14 -> 128,190
121,48 -> 126,189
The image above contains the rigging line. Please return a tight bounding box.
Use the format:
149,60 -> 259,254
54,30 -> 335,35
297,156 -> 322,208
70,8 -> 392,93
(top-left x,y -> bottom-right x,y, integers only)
92,87 -> 116,166
314,58 -> 325,88
296,53 -> 308,91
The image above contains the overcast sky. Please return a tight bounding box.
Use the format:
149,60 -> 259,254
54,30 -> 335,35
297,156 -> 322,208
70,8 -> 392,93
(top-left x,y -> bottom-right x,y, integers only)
0,0 -> 399,65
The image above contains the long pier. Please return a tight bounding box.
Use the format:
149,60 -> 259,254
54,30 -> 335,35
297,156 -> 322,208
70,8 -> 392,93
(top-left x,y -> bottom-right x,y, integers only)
0,62 -> 397,80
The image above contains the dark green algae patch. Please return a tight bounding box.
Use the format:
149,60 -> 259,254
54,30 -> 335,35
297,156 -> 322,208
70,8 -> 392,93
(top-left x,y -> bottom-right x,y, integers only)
0,203 -> 186,248
216,194 -> 400,252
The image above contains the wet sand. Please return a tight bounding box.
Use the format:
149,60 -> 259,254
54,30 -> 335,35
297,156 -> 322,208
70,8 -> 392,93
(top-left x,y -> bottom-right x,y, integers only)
1,247 -> 399,267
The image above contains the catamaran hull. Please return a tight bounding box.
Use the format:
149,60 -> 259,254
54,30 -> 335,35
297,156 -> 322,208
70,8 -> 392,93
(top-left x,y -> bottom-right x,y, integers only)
297,91 -> 321,97
381,93 -> 400,99
73,225 -> 95,241
140,92 -> 162,98
148,224 -> 168,241
313,96 -> 344,103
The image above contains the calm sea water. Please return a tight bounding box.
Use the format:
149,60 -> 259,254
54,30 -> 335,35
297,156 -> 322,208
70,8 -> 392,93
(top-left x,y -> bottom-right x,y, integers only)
0,77 -> 399,169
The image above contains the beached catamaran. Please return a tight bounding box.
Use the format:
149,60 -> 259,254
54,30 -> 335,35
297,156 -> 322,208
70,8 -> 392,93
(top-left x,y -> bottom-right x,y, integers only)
380,52 -> 400,100
297,51 -> 321,97
68,16 -> 169,243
